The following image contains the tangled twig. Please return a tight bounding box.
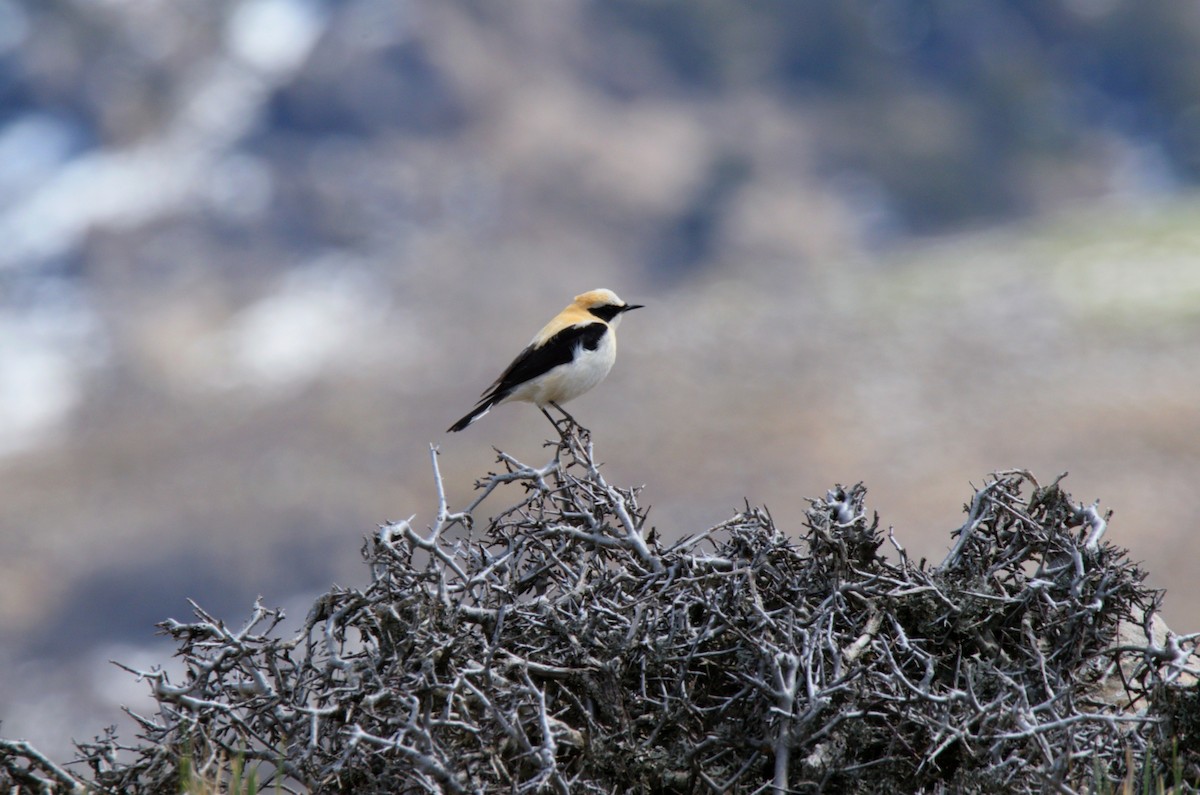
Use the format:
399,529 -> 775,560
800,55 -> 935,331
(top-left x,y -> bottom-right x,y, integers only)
2,423 -> 1197,793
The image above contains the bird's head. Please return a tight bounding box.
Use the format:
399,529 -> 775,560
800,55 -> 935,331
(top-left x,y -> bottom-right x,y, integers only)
574,288 -> 644,325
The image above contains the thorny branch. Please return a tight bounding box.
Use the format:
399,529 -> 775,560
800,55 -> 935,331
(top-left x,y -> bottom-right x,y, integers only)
2,423 -> 1197,794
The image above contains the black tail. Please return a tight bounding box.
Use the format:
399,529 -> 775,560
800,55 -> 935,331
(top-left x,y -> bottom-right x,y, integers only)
447,397 -> 500,432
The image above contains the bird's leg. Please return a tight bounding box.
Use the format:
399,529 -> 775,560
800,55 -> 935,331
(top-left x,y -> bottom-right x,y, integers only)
540,405 -> 568,434
549,402 -> 580,429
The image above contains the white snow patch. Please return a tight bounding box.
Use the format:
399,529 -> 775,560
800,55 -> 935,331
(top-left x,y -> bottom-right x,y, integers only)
0,2 -> 329,273
0,114 -> 77,201
0,287 -> 106,457
227,0 -> 326,75
208,259 -> 395,395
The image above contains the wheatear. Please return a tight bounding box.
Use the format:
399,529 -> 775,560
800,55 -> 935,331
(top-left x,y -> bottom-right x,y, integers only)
447,288 -> 643,432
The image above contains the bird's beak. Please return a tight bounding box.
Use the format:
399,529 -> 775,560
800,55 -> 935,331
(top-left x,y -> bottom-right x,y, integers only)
622,304 -> 644,312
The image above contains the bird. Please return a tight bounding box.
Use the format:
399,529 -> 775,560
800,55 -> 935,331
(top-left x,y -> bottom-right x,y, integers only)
447,288 -> 643,432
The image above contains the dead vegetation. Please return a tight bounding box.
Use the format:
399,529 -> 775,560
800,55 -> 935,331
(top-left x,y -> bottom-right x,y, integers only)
2,422 -> 1198,793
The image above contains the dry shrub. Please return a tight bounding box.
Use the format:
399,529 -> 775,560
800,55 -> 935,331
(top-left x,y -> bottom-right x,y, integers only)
3,423 -> 1198,793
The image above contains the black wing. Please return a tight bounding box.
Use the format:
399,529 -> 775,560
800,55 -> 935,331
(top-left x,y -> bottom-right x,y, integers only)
482,322 -> 607,403
447,322 -> 608,432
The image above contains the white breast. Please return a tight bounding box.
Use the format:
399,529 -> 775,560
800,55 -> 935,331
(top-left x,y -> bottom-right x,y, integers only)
508,328 -> 617,407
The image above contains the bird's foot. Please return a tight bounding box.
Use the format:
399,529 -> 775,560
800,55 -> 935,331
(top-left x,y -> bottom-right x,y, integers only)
541,404 -> 588,445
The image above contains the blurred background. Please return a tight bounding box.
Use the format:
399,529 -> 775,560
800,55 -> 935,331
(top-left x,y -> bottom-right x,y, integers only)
3,0 -> 1200,759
